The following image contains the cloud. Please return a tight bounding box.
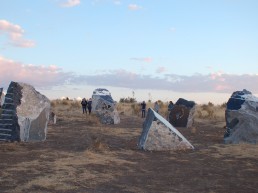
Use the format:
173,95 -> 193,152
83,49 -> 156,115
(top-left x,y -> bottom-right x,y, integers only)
2,56 -> 257,95
130,57 -> 152,63
0,56 -> 73,88
128,4 -> 142,11
69,70 -> 258,94
0,20 -> 35,48
156,67 -> 167,73
61,0 -> 81,7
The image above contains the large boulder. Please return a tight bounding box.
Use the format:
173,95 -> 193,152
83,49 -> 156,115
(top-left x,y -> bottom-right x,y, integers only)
169,98 -> 196,128
92,88 -> 120,124
138,108 -> 194,151
224,89 -> 258,144
0,81 -> 50,142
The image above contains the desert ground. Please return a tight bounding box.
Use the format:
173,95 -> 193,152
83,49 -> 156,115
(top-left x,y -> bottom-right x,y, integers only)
1,101 -> 258,193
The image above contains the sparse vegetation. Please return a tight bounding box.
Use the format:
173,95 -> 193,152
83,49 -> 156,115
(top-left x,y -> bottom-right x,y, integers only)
119,97 -> 137,103
196,103 -> 225,120
2,100 -> 257,193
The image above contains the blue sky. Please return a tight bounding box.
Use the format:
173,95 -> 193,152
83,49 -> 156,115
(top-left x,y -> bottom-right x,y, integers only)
0,0 -> 258,104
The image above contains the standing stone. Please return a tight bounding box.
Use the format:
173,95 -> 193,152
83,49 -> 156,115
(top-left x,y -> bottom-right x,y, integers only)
48,112 -> 57,125
169,98 -> 196,127
138,108 -> 194,151
0,88 -> 5,108
92,88 -> 120,124
0,87 -> 3,107
0,88 -> 2,97
224,89 -> 258,144
0,81 -> 50,142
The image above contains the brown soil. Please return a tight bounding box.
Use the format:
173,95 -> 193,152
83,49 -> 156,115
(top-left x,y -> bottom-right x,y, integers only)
1,115 -> 258,193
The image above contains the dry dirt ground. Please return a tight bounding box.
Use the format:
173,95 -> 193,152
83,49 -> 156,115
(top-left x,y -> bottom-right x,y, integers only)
1,113 -> 258,193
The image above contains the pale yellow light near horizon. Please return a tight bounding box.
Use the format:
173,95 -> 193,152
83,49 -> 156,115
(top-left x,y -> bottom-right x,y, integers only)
38,85 -> 235,105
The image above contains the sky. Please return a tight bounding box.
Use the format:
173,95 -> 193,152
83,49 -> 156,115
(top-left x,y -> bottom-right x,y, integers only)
0,0 -> 258,104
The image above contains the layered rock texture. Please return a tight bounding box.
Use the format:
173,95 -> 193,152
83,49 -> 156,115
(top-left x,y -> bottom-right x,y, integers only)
0,87 -> 3,107
139,108 -> 194,151
92,88 -> 120,124
0,82 -> 50,142
169,98 -> 196,128
224,89 -> 258,144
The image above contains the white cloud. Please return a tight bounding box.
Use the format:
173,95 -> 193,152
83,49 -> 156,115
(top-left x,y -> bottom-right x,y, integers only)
128,4 -> 142,11
156,67 -> 167,73
0,56 -> 73,88
61,0 -> 81,7
0,20 -> 35,48
70,70 -> 258,94
130,57 -> 152,63
2,56 -> 257,96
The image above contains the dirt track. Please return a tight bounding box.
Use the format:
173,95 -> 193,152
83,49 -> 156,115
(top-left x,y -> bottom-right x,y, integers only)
1,115 -> 258,193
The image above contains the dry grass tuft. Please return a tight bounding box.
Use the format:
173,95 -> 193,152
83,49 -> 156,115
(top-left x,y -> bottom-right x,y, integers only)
190,127 -> 197,134
210,144 -> 258,159
51,99 -> 226,123
85,115 -> 101,126
0,142 -> 25,152
116,101 -> 169,118
50,99 -> 101,124
195,104 -> 225,120
70,100 -> 81,108
116,103 -> 139,116
89,136 -> 110,151
131,103 -> 141,115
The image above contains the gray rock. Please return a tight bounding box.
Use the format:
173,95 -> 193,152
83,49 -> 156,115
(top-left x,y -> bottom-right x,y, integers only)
0,87 -> 3,107
139,108 -> 194,151
169,98 -> 196,128
224,89 -> 258,144
0,81 -> 50,142
48,112 -> 57,125
92,88 -> 120,124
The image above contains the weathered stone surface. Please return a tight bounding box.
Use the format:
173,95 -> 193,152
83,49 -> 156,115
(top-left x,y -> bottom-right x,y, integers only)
169,98 -> 196,128
92,88 -> 120,124
224,89 -> 258,144
0,82 -> 22,141
0,87 -> 3,107
48,112 -> 57,125
139,108 -> 194,151
0,81 -> 50,142
175,98 -> 195,108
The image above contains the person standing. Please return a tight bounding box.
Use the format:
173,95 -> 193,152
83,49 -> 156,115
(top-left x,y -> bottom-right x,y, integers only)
81,98 -> 88,114
87,98 -> 92,114
167,101 -> 174,120
168,101 -> 174,112
140,101 -> 146,118
154,101 -> 160,113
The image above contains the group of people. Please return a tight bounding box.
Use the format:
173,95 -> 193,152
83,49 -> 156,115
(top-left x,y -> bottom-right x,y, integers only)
82,98 -> 174,118
81,98 -> 92,114
140,100 -> 174,118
